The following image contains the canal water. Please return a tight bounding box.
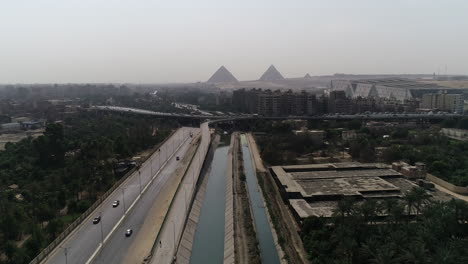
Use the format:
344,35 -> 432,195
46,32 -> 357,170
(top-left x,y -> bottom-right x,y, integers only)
240,134 -> 280,264
190,145 -> 228,264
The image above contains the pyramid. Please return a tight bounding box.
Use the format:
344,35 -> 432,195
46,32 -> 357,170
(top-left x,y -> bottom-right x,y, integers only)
304,73 -> 312,79
259,65 -> 284,81
207,66 -> 238,83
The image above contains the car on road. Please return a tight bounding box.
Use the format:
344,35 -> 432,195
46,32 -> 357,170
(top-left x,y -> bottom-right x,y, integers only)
125,229 -> 133,237
93,216 -> 101,224
176,156 -> 180,161
112,200 -> 120,207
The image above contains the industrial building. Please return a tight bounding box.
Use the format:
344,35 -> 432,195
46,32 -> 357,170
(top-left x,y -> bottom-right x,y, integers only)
269,162 -> 428,223
331,78 -> 468,103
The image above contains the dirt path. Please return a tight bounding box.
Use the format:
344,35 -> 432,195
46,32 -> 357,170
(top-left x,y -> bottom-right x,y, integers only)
433,183 -> 468,203
247,133 -> 310,264
232,133 -> 260,264
122,135 -> 200,264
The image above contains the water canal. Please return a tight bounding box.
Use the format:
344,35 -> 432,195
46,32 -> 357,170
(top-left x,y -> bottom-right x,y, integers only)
190,143 -> 228,264
240,134 -> 280,264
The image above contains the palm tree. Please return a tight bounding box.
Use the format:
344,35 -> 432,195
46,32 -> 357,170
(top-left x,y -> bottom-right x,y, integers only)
410,187 -> 431,217
360,199 -> 378,224
403,189 -> 418,219
401,238 -> 431,264
335,197 -> 356,222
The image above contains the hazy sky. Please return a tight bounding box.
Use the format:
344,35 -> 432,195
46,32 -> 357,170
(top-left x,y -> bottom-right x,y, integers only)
1,0 -> 467,83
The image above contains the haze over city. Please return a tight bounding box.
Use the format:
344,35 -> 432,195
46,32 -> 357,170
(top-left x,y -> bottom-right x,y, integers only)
3,1 -> 468,264
1,0 -> 468,83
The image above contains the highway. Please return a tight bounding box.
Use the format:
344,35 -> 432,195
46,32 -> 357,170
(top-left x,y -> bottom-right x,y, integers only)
92,126 -> 200,264
43,127 -> 199,264
149,123 -> 211,264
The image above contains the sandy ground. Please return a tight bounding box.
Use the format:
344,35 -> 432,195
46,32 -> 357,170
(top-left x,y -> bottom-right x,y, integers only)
433,183 -> 468,203
121,135 -> 200,264
247,133 -> 310,264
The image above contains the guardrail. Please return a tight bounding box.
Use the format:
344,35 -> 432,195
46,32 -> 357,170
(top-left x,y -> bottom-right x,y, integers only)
29,130 -> 177,264
144,126 -> 211,263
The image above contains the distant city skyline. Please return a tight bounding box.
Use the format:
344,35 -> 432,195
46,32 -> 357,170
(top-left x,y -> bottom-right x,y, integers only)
1,0 -> 467,83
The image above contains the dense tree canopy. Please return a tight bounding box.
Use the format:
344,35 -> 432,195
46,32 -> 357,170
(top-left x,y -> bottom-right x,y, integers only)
0,112 -> 176,263
302,191 -> 468,264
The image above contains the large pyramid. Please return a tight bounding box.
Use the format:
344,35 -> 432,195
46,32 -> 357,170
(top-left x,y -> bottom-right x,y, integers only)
207,66 -> 238,83
259,65 -> 284,81
304,73 -> 312,79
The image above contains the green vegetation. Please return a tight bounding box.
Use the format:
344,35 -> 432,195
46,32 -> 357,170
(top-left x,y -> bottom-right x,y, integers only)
345,127 -> 468,187
252,118 -> 468,186
0,112 -> 176,264
302,189 -> 468,264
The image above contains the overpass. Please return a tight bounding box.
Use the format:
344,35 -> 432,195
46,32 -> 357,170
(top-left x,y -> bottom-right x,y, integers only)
34,105 -> 462,264
92,105 -> 463,121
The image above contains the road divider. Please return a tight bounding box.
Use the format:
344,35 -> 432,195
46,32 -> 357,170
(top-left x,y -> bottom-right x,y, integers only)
34,129 -> 180,264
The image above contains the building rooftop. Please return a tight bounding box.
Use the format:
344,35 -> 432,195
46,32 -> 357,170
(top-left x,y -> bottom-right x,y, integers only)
269,162 -> 451,221
351,78 -> 448,89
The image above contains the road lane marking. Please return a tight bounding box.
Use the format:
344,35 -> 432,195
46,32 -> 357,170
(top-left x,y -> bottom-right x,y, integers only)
84,131 -> 200,264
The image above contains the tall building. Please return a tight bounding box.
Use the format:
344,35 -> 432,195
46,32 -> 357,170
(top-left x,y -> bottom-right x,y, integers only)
328,91 -> 351,113
231,88 -> 319,116
421,93 -> 464,113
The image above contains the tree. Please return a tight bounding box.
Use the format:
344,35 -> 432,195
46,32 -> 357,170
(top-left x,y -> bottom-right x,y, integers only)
3,240 -> 17,263
46,218 -> 64,238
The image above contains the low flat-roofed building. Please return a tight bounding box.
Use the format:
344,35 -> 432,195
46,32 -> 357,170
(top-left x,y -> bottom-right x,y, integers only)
441,128 -> 468,140
292,129 -> 325,142
269,162 -> 434,223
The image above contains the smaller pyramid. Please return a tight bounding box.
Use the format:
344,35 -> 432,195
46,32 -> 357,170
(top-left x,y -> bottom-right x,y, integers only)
207,66 -> 238,83
304,73 -> 312,79
259,65 -> 284,81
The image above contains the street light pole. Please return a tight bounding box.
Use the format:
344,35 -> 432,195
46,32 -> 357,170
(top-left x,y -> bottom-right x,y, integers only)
64,247 -> 68,264
138,170 -> 142,194
99,212 -> 104,248
184,188 -> 188,215
121,188 -> 126,214
60,246 -> 69,264
151,158 -> 154,177
171,220 -> 176,250
157,148 -> 161,171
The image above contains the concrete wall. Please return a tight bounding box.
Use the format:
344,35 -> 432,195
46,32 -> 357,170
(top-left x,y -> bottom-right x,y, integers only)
223,135 -> 235,264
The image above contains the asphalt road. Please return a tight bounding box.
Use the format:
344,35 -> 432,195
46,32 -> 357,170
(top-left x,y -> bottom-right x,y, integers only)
43,127 -> 199,264
92,127 -> 200,264
150,123 -> 211,264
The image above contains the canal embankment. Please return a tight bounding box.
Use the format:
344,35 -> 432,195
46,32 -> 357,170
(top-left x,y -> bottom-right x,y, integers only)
188,136 -> 230,264
240,134 -> 280,264
233,133 -> 261,264
246,133 -> 309,264
223,134 -> 235,264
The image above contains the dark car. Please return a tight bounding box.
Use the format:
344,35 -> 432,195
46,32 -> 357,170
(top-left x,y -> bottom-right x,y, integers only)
125,229 -> 133,237
112,200 -> 120,208
176,156 -> 180,161
93,216 -> 101,224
